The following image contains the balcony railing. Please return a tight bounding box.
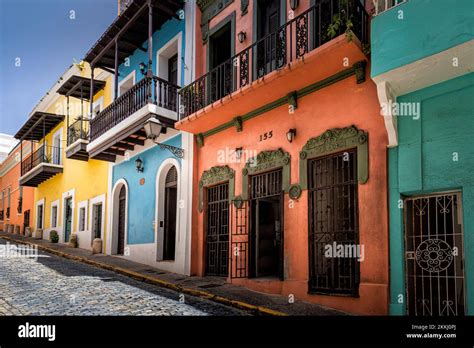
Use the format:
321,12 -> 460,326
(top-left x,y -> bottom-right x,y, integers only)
179,0 -> 369,118
68,118 -> 89,146
21,144 -> 62,176
90,76 -> 179,142
373,0 -> 406,15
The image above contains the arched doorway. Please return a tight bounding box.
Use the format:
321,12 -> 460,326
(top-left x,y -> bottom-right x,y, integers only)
117,186 -> 126,255
111,179 -> 128,255
163,166 -> 177,260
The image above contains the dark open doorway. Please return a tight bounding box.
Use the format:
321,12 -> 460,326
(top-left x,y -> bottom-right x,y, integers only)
256,0 -> 282,77
163,166 -> 177,261
208,20 -> 233,103
249,169 -> 284,279
117,185 -> 126,255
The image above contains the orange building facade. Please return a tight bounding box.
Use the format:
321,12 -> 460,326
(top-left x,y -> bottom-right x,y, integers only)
0,142 -> 35,235
177,0 -> 389,314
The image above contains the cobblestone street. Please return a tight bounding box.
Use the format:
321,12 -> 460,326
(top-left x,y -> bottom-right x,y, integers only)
0,239 -> 245,316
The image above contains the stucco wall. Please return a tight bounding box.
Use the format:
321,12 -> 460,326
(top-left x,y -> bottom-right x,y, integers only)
388,72 -> 474,314
111,134 -> 182,245
33,71 -> 112,250
118,17 -> 186,86
371,0 -> 474,77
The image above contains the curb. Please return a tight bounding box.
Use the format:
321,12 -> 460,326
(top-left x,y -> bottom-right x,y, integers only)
0,235 -> 287,316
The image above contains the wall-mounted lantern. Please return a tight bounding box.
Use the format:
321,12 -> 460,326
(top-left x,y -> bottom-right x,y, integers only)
135,157 -> 144,173
286,128 -> 297,143
235,147 -> 243,160
139,62 -> 147,76
290,0 -> 299,11
238,31 -> 247,43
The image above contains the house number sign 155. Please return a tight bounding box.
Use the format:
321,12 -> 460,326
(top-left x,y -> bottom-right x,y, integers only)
259,131 -> 273,142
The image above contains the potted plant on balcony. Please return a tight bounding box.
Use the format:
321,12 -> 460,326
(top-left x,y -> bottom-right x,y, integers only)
326,0 -> 354,42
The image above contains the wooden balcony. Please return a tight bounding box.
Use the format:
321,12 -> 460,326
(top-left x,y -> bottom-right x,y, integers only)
87,76 -> 179,161
19,145 -> 63,187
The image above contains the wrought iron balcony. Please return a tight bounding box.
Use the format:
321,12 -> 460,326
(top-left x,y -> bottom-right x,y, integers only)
179,0 -> 369,118
66,118 -> 90,161
20,144 -> 63,187
68,118 -> 89,145
90,76 -> 178,142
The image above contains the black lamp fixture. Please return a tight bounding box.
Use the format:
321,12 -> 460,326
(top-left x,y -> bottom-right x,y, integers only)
290,0 -> 299,11
237,31 -> 247,43
286,128 -> 297,143
135,157 -> 144,172
139,62 -> 147,76
143,117 -> 185,159
235,147 -> 243,160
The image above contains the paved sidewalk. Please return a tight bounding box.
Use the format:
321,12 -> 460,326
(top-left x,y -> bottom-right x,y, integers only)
0,231 -> 348,316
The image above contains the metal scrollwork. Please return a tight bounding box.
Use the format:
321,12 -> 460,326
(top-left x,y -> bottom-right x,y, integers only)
276,28 -> 287,68
239,50 -> 249,87
296,15 -> 308,58
415,239 -> 454,273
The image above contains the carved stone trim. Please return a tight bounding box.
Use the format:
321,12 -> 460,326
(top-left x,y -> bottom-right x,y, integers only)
299,126 -> 369,189
199,165 -> 235,212
241,148 -> 291,200
288,184 -> 302,199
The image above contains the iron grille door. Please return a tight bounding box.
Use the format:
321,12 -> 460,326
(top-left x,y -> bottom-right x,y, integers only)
231,198 -> 249,279
404,193 -> 465,316
308,149 -> 359,295
206,183 -> 229,277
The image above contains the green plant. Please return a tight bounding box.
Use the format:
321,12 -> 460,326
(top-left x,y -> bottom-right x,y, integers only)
50,230 -> 59,243
326,0 -> 354,42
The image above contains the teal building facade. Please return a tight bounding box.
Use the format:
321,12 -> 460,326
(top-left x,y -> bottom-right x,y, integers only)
371,0 -> 474,315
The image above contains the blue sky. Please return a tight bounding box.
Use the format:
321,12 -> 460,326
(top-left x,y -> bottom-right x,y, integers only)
0,0 -> 116,136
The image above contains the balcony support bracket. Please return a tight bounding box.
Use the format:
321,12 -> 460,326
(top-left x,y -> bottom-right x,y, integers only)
353,61 -> 367,84
287,91 -> 298,110
233,116 -> 243,132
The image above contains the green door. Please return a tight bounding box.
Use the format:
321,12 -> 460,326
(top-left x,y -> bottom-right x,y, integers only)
64,197 -> 73,242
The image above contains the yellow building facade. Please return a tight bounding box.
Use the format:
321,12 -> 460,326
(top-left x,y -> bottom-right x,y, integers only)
27,64 -> 112,251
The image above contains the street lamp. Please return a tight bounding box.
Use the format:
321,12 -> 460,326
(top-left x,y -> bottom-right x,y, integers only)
143,117 -> 164,140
